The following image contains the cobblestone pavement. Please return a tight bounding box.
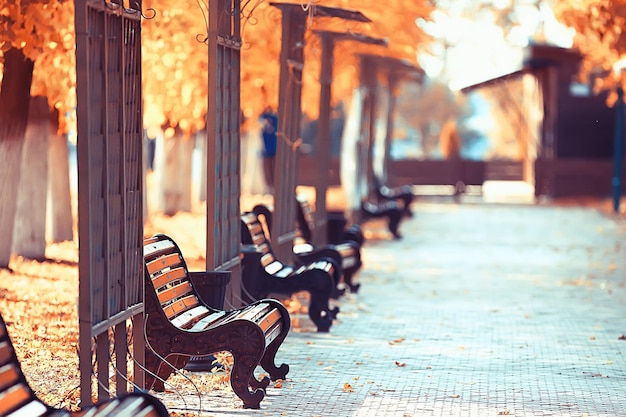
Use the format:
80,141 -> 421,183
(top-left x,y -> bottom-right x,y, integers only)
155,201 -> 626,417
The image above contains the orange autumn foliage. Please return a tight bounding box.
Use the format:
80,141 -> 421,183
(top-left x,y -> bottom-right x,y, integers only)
0,0 -> 75,132
240,0 -> 434,121
2,0 -> 434,134
553,0 -> 626,101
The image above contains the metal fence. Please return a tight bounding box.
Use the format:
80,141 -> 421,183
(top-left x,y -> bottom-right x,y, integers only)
75,0 -> 145,404
206,0 -> 243,306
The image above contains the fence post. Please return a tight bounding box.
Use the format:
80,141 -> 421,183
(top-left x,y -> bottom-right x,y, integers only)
613,86 -> 624,213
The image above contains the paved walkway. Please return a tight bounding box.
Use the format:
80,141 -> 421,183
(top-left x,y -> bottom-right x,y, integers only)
156,200 -> 626,417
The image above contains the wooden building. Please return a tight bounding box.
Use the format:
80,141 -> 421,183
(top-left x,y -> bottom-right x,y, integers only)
464,44 -> 623,198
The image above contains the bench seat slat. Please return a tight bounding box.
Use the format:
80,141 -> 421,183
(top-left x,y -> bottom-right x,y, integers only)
135,405 -> 167,417
335,243 -> 357,257
170,305 -> 210,329
91,396 -> 146,417
257,308 -> 282,333
188,310 -> 229,332
236,303 -> 271,323
5,399 -> 49,417
162,294 -> 200,319
273,266 -> 294,278
0,341 -> 11,366
146,253 -> 182,275
263,322 -> 283,347
263,261 -> 285,276
151,267 -> 187,290
0,364 -> 19,392
143,238 -> 176,258
157,281 -> 194,305
0,384 -> 35,416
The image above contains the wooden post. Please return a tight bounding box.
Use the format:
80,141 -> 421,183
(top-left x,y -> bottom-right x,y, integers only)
271,4 -> 305,261
206,0 -> 243,306
312,31 -> 386,243
313,33 -> 333,246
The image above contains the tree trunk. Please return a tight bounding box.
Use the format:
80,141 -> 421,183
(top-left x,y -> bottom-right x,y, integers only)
155,128 -> 193,215
47,107 -> 74,242
13,96 -> 50,260
179,134 -> 193,213
0,48 -> 34,268
197,129 -> 207,203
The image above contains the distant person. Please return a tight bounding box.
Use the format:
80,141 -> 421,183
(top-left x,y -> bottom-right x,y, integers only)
439,119 -> 465,200
259,107 -> 278,190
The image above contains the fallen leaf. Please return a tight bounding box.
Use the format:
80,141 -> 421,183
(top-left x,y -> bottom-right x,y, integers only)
618,334 -> 626,340
395,361 -> 407,367
343,383 -> 354,392
448,394 -> 460,398
497,411 -> 510,415
274,380 -> 283,388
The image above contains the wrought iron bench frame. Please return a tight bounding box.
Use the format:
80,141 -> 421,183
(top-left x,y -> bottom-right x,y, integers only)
143,234 -> 290,409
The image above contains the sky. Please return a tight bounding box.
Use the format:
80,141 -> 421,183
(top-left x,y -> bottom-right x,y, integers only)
416,0 -> 576,90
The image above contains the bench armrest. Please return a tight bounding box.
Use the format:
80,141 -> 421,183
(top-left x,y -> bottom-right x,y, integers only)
293,245 -> 342,267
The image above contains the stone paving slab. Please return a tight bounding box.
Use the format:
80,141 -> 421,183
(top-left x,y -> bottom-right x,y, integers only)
154,202 -> 626,417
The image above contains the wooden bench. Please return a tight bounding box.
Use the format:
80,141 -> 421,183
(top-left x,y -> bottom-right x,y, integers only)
374,177 -> 414,218
292,196 -> 363,293
361,200 -> 404,239
251,204 -> 345,298
143,234 -> 290,409
0,313 -> 170,417
240,212 -> 338,332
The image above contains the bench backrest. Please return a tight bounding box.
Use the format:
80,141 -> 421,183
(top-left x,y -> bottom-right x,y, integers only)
144,234 -> 221,330
295,195 -> 315,243
254,199 -> 312,245
241,212 -> 287,275
0,315 -> 49,417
